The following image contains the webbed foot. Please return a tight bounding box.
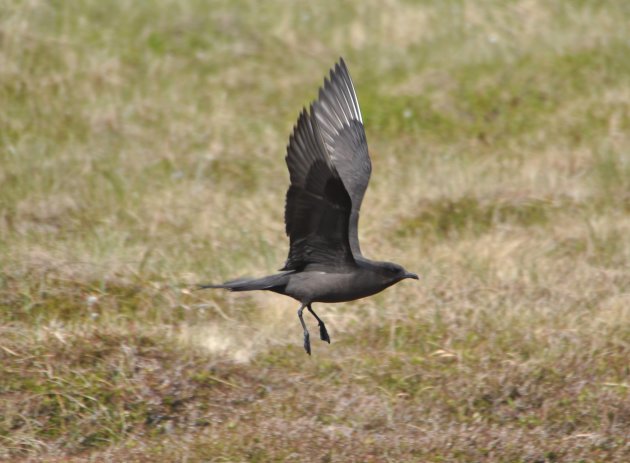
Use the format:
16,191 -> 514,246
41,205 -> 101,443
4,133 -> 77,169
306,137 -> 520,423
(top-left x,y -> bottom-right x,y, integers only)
319,322 -> 330,344
303,331 -> 311,355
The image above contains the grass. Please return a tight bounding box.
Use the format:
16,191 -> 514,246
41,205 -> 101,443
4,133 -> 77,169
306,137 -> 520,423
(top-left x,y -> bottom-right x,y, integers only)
1,0 -> 630,461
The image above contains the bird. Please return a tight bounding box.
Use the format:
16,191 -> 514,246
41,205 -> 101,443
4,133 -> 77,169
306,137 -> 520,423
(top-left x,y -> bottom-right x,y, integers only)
200,58 -> 418,355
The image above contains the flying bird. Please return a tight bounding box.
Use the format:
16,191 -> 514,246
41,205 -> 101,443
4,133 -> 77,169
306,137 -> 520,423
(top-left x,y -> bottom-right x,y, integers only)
201,58 -> 418,354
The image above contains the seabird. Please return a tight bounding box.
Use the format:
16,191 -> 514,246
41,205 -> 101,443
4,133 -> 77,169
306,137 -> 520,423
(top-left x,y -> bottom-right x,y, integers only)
201,58 -> 418,355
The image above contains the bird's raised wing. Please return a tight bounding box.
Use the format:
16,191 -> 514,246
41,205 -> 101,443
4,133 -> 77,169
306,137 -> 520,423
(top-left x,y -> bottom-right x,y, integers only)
312,58 -> 371,259
282,106 -> 355,271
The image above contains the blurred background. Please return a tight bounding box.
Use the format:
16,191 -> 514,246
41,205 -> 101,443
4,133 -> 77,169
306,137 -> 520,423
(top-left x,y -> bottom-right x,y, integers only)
1,0 -> 629,461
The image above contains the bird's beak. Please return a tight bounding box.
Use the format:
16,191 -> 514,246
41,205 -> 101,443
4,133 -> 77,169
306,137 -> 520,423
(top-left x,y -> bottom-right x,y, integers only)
404,272 -> 419,280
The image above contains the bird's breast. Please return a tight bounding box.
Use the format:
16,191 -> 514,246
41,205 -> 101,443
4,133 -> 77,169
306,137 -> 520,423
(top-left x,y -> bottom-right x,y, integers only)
283,269 -> 388,304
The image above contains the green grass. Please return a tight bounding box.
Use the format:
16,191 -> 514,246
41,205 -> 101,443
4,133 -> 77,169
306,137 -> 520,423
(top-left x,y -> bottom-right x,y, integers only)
1,0 -> 630,461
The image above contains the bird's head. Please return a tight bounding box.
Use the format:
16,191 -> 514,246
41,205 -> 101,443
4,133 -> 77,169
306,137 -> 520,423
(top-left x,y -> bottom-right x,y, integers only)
380,262 -> 419,284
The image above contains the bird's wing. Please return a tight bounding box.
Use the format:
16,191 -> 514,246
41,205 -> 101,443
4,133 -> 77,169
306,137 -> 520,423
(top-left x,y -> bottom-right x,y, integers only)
282,106 -> 355,271
312,58 -> 372,259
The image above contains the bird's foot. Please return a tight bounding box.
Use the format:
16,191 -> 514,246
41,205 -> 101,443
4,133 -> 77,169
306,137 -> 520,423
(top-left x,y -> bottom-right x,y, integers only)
319,322 -> 330,344
303,331 -> 311,355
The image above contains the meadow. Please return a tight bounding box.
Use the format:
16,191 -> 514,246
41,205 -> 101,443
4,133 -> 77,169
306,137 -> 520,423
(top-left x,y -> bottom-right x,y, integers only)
1,0 -> 629,461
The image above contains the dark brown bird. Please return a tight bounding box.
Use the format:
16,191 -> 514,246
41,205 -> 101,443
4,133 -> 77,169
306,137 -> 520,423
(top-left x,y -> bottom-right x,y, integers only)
201,58 -> 418,354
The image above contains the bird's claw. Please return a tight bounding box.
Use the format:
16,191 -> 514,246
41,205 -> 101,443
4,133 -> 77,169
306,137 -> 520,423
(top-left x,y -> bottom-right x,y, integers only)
319,323 -> 330,344
303,331 -> 311,355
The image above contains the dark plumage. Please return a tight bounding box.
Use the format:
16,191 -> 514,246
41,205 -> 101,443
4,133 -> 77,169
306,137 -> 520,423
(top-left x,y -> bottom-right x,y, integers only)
201,58 -> 418,354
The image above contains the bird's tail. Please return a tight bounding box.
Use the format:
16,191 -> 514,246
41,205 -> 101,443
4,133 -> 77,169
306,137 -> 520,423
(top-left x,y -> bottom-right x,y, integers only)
198,271 -> 292,292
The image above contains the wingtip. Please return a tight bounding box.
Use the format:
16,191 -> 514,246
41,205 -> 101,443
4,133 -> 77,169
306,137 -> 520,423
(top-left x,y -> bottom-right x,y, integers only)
334,57 -> 348,75
298,106 -> 309,119
321,75 -> 332,93
308,101 -> 317,117
330,59 -> 345,82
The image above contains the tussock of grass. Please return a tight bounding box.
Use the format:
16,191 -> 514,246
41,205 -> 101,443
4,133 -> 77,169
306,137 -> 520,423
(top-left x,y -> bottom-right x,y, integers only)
396,195 -> 570,240
1,0 -> 630,461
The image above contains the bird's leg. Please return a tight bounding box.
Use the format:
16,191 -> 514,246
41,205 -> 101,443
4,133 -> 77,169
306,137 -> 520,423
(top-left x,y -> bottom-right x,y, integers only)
297,303 -> 311,355
307,304 -> 330,344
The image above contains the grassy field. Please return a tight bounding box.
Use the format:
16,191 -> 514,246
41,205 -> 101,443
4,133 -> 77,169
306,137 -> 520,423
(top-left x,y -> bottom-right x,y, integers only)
1,0 -> 630,461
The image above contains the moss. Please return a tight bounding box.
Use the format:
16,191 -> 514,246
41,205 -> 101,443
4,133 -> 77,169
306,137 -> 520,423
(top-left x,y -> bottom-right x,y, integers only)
397,196 -> 568,240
